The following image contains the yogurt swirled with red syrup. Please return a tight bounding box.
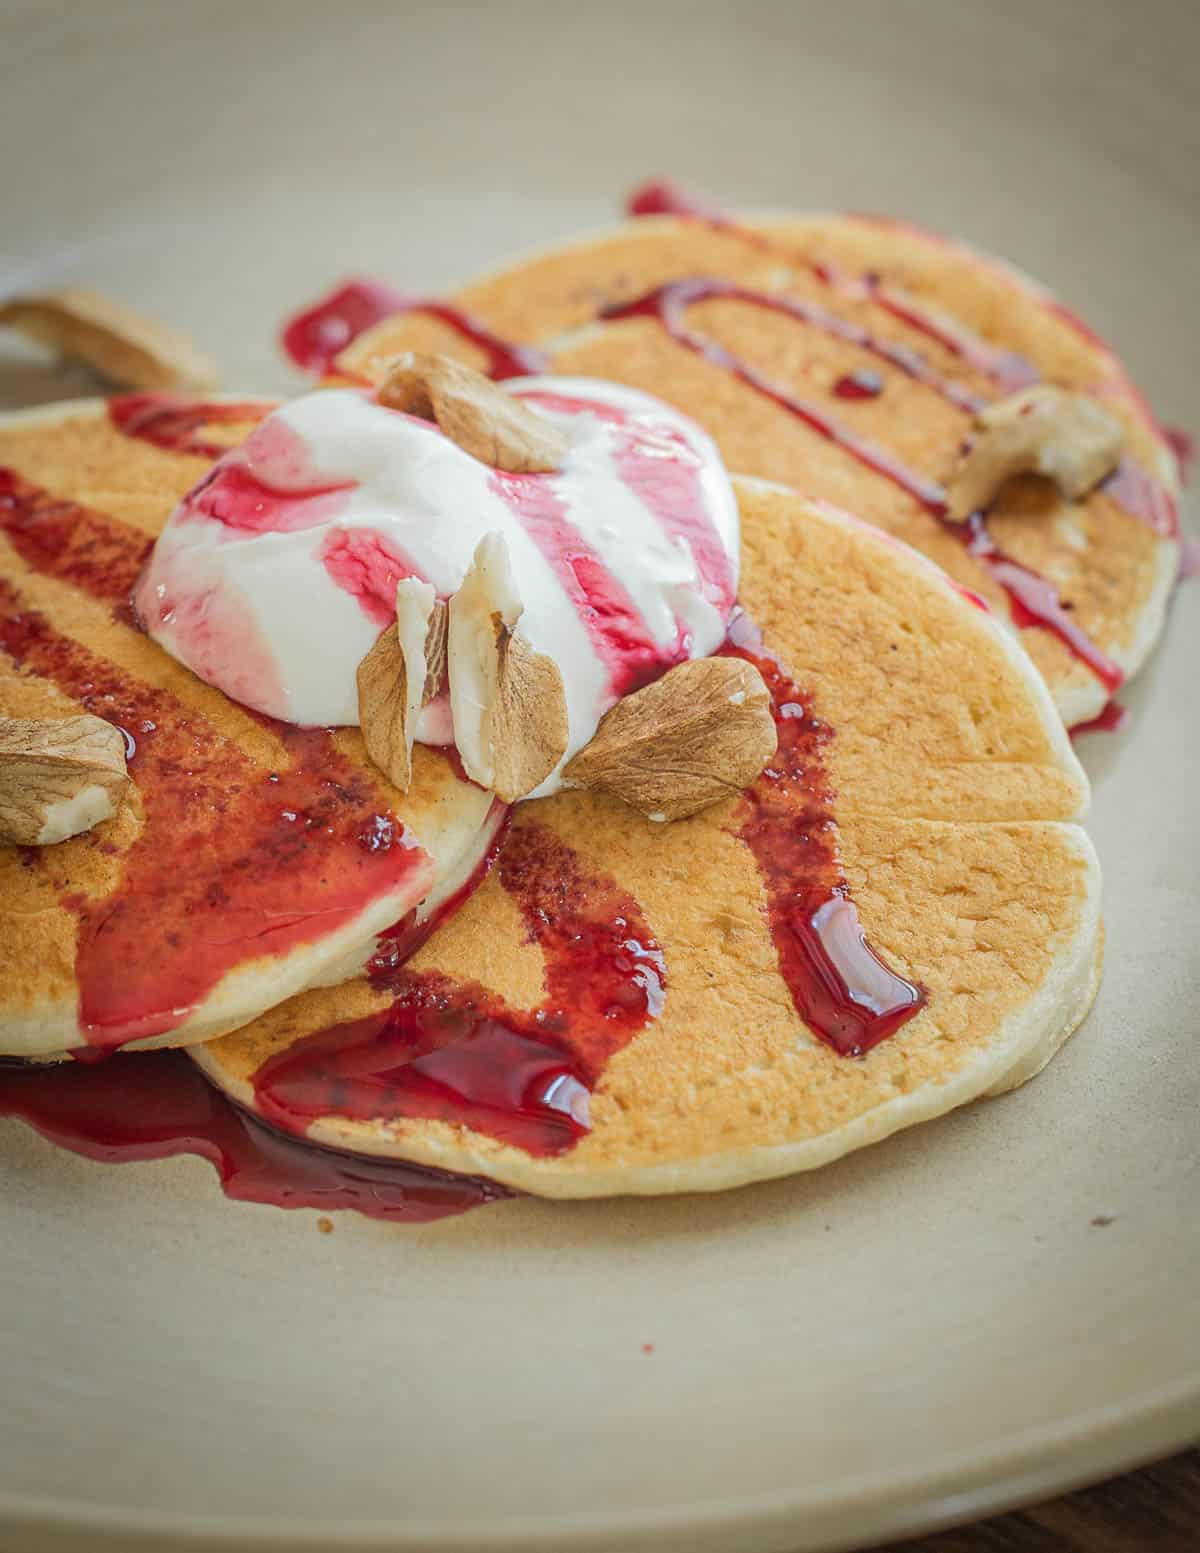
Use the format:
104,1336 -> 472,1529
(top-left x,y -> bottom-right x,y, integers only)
135,379 -> 739,795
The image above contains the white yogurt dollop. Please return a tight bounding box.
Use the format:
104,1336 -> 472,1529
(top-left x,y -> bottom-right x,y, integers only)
136,378 -> 740,792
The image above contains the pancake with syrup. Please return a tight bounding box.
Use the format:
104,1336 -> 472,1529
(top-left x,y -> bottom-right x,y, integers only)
0,397 -> 499,1061
317,199 -> 1182,728
194,478 -> 1101,1198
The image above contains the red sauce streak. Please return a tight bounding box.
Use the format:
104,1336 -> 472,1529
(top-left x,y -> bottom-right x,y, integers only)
108,395 -> 274,460
855,277 -> 1038,396
833,369 -> 884,401
0,469 -> 146,603
623,184 -> 1174,532
624,181 -> 1038,394
281,278 -> 547,381
0,1053 -> 509,1223
517,388 -> 737,616
1100,458 -> 1178,539
1179,537 -> 1200,581
487,470 -> 670,697
604,280 -> 1125,689
251,823 -> 666,1157
721,613 -> 925,1056
606,279 -> 984,417
182,466 -> 352,536
625,178 -> 733,225
0,485 -> 430,1047
366,804 -> 510,978
1070,700 -> 1127,738
179,413 -> 355,534
603,282 -> 949,516
610,427 -> 736,617
960,515 -> 1124,694
318,527 -> 421,628
1165,427 -> 1194,486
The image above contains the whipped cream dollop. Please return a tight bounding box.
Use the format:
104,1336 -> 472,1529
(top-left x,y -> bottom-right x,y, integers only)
136,377 -> 740,792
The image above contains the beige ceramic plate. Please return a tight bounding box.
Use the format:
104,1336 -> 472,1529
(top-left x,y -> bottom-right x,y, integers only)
0,4 -> 1197,1551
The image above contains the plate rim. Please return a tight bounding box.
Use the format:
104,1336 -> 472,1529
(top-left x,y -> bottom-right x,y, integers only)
1,1369 -> 1196,1552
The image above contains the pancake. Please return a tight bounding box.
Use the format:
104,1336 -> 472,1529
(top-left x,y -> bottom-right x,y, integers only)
194,478 -> 1101,1198
0,398 -> 498,1060
331,210 -> 1182,728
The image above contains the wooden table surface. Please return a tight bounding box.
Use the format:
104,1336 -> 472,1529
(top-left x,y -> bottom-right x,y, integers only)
882,1449 -> 1199,1551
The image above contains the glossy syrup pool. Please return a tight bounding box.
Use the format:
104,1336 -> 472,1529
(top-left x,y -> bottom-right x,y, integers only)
251,822 -> 667,1157
0,1053 -> 510,1223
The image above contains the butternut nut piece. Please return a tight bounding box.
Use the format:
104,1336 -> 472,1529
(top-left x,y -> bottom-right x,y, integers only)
0,288 -> 217,391
378,352 -> 568,472
562,656 -> 777,822
945,385 -> 1125,522
0,715 -> 130,846
357,579 -> 441,792
448,533 -> 569,801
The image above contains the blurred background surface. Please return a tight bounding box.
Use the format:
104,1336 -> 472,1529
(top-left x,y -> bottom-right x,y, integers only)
1,0 -> 1196,415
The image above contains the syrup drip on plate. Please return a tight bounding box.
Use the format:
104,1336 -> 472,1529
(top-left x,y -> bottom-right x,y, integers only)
0,1053 -> 509,1223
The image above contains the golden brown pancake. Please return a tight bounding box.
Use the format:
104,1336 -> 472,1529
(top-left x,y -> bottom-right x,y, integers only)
0,399 -> 497,1060
195,479 -> 1101,1198
335,212 -> 1181,727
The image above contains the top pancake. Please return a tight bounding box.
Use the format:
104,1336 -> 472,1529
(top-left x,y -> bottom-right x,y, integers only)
196,478 -> 1101,1198
0,399 -> 496,1060
338,212 -> 1182,727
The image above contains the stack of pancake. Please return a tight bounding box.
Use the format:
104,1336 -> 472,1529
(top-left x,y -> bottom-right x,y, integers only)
3,195 -> 1184,1203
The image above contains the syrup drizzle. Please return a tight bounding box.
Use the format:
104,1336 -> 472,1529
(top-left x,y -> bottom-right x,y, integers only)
0,1053 -> 510,1223
487,468 -> 670,698
1165,427 -> 1194,486
623,181 -> 1177,536
603,283 -> 950,515
0,474 -> 429,1047
281,278 -> 546,381
516,388 -> 737,616
833,369 -> 884,401
108,396 -> 274,460
251,823 -> 666,1156
603,279 -> 1126,691
608,278 -> 984,415
252,613 -> 926,1168
1070,700 -> 1127,738
274,189 -> 1175,697
959,514 -> 1124,694
624,180 -> 1039,394
0,468 -> 147,603
721,614 -> 925,1055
